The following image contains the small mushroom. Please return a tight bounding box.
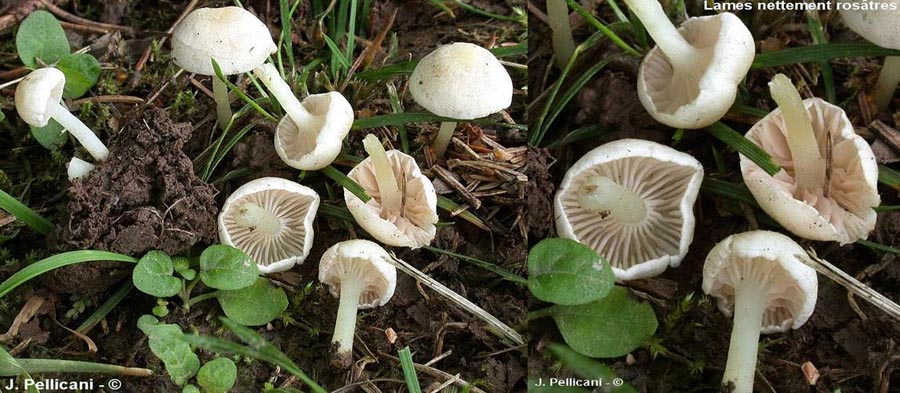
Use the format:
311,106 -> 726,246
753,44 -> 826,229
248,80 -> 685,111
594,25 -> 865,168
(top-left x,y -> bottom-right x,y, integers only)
554,139 -> 703,280
838,1 -> 900,110
67,157 -> 95,181
268,89 -> 354,170
703,230 -> 818,393
624,0 -> 755,128
218,177 -> 320,273
15,68 -> 109,161
318,239 -> 396,367
546,0 -> 575,68
410,43 -> 513,158
345,134 -> 438,248
741,74 -> 879,244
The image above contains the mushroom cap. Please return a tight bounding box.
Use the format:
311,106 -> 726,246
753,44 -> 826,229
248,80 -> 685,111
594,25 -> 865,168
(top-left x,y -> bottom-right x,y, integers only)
171,7 -> 277,75
345,150 -> 438,249
275,92 -> 354,170
218,177 -> 320,273
318,239 -> 397,309
637,13 -> 755,129
15,67 -> 65,127
409,42 -> 513,120
740,98 -> 880,244
838,1 -> 900,49
702,230 -> 818,334
554,139 -> 704,280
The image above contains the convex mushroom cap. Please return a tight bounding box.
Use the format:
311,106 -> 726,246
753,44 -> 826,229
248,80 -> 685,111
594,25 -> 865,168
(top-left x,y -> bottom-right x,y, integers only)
554,139 -> 703,280
171,6 -> 276,75
218,177 -> 320,273
273,91 -> 354,170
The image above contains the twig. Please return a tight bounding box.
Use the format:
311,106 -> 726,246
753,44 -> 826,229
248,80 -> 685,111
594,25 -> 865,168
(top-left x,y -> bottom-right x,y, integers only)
804,250 -> 900,322
0,0 -> 66,35
129,0 -> 201,87
70,95 -> 145,108
40,0 -> 135,34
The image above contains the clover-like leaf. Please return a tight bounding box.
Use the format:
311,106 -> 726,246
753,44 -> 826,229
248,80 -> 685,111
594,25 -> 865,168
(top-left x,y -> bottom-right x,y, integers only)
197,358 -> 237,393
133,251 -> 182,298
30,120 -> 67,151
528,238 -> 614,305
216,278 -> 287,326
57,53 -> 101,99
199,245 -> 259,290
137,315 -> 200,386
16,11 -> 70,68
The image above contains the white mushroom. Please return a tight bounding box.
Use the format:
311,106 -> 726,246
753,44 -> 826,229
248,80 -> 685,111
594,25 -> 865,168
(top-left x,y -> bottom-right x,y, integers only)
67,157 -> 95,181
546,0 -> 575,68
703,230 -> 818,393
410,43 -> 513,157
271,90 -> 354,170
15,68 -> 109,162
740,74 -> 879,244
624,0 -> 755,128
218,177 -> 319,273
318,239 -> 396,367
838,1 -> 900,110
345,134 -> 438,249
554,139 -> 703,280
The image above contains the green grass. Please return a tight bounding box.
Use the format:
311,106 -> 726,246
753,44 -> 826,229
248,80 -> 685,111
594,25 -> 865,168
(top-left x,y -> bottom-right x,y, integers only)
398,347 -> 422,393
0,251 -> 137,299
0,188 -> 53,235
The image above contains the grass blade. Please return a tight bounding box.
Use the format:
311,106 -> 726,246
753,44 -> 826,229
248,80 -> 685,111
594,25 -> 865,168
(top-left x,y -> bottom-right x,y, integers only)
0,251 -> 137,299
804,10 -> 836,103
210,59 -> 276,122
566,0 -> 640,56
753,43 -> 900,69
705,122 -> 781,176
436,196 -> 489,231
423,246 -> 527,285
700,178 -> 758,207
354,43 -> 526,82
0,358 -> 152,377
77,282 -> 133,334
878,164 -> 900,190
398,347 -> 422,393
322,165 -> 371,202
0,188 -> 53,235
386,82 -> 410,153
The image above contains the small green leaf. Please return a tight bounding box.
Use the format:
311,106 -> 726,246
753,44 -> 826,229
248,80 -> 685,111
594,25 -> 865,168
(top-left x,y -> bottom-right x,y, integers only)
217,278 -> 288,326
549,287 -> 657,358
178,268 -> 196,281
137,315 -> 200,386
16,11 -> 70,68
30,120 -> 67,151
133,251 -> 182,298
528,238 -> 614,305
197,358 -> 237,393
57,53 -> 101,99
182,385 -> 200,393
0,110 -> 5,122
199,245 -> 259,290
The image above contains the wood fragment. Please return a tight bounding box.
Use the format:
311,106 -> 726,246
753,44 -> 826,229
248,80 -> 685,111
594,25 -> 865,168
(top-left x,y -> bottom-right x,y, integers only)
870,120 -> 900,153
433,166 -> 481,209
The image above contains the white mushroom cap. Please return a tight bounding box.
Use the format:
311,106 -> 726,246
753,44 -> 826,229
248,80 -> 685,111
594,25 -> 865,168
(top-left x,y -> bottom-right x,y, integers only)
218,177 -> 320,273
554,139 -> 703,280
67,157 -> 95,181
703,230 -> 818,334
409,42 -> 513,120
740,98 -> 880,244
274,92 -> 354,170
171,7 -> 277,75
15,67 -> 65,127
345,149 -> 438,249
838,1 -> 900,49
318,239 -> 397,309
637,13 -> 755,129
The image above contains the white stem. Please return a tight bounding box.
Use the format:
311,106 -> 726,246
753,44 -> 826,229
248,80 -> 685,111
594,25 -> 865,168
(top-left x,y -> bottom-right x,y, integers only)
577,176 -> 647,224
547,0 -> 575,69
47,101 -> 109,161
769,74 -> 825,193
363,134 -> 403,214
67,157 -> 95,181
875,56 -> 900,111
432,121 -> 457,158
622,0 -> 698,69
722,280 -> 766,393
234,202 -> 281,236
212,76 -> 232,129
332,277 -> 363,361
253,63 -> 313,126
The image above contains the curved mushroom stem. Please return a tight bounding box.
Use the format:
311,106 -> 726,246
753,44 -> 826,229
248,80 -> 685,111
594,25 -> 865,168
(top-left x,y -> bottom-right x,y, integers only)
768,74 -> 825,194
67,157 -> 96,181
547,0 -> 575,69
432,121 -> 457,158
577,176 -> 646,224
332,276 -> 363,367
874,56 -> 900,111
363,134 -> 403,214
622,0 -> 699,70
234,202 -> 282,236
212,75 -> 233,129
46,101 -> 109,161
722,278 -> 767,393
253,63 -> 314,126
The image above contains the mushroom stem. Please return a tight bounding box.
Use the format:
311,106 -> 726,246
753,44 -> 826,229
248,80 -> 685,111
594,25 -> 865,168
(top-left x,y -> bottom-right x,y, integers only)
212,75 -> 233,129
363,134 -> 403,214
253,63 -> 314,126
622,0 -> 699,69
67,157 -> 96,181
46,101 -> 109,161
874,56 -> 900,111
722,278 -> 767,393
768,74 -> 825,194
432,121 -> 457,158
547,0 -> 575,68
577,176 -> 646,224
234,202 -> 282,236
332,275 -> 363,364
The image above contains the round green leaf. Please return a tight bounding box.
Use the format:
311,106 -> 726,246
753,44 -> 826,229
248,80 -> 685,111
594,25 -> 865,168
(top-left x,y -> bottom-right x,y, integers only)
133,251 -> 181,298
138,316 -> 200,386
16,11 -> 70,68
182,385 -> 200,393
550,286 -> 657,358
197,358 -> 237,393
57,53 -> 101,99
528,238 -> 614,305
29,120 -> 67,151
216,278 -> 287,326
199,245 -> 259,290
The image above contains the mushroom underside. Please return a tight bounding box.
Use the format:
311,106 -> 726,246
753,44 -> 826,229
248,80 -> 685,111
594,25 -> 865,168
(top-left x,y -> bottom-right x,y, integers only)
221,189 -> 316,266
275,95 -> 334,159
321,257 -> 394,308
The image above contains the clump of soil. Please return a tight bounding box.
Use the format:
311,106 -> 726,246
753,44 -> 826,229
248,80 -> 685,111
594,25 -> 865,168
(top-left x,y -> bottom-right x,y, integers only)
47,107 -> 218,294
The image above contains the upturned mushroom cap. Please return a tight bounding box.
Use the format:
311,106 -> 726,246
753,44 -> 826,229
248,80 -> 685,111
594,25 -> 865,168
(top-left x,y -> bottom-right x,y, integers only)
703,231 -> 818,334
274,92 -> 354,170
15,67 -> 65,127
345,149 -> 438,248
637,13 -> 755,129
218,177 -> 320,273
171,7 -> 276,75
409,42 -> 513,120
838,1 -> 900,49
740,98 -> 879,244
318,239 -> 397,309
554,139 -> 704,280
